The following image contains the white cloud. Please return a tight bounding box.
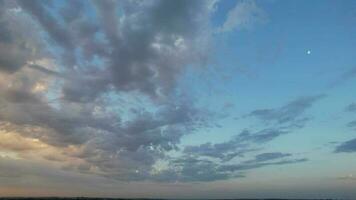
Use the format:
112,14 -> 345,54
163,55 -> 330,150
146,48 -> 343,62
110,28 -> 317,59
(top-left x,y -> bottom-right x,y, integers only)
219,0 -> 267,33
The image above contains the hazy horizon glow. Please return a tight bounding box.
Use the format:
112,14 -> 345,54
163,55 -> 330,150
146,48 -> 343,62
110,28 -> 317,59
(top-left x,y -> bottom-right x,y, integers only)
0,0 -> 356,199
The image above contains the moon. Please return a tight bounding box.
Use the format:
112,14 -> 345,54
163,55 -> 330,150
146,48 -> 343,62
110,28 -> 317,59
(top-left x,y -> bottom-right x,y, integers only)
307,50 -> 311,55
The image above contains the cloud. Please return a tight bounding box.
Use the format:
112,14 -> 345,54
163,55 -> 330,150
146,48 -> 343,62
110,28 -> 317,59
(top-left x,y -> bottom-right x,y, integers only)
248,152 -> 292,163
18,0 -> 77,66
180,95 -> 324,173
183,128 -> 290,162
334,138 -> 356,153
247,95 -> 325,126
345,103 -> 356,130
18,1 -> 73,50
0,0 -> 315,184
347,120 -> 356,129
0,1 -> 44,72
155,156 -> 242,182
0,129 -> 45,152
16,0 -> 213,103
153,152 -> 306,182
236,128 -> 288,143
337,174 -> 356,181
0,155 -> 117,194
218,0 -> 267,33
27,64 -> 63,77
183,141 -> 255,162
329,66 -> 356,87
0,0 -> 222,183
218,158 -> 307,172
345,102 -> 356,113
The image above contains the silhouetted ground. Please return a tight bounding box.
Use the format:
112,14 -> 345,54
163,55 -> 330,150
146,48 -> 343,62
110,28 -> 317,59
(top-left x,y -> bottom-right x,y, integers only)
0,198 -> 342,200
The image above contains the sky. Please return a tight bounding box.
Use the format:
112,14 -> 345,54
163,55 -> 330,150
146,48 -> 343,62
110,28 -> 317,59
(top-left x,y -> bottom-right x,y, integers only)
0,0 -> 356,199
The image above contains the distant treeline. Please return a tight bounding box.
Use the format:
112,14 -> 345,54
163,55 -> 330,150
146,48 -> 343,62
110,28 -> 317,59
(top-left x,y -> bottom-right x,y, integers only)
0,198 -> 341,200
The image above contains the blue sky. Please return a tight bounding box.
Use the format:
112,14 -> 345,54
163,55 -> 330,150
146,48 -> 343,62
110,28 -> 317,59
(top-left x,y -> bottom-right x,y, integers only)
0,0 -> 356,198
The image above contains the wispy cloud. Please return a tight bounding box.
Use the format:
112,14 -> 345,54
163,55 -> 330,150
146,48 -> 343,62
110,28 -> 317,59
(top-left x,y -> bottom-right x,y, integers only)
247,95 -> 325,127
218,0 -> 267,33
335,138 -> 356,153
345,102 -> 356,113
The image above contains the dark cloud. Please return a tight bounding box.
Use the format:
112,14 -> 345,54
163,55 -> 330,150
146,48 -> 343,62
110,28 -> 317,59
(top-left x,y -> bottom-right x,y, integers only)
18,0 -> 73,49
0,1 -> 44,72
61,72 -> 110,103
27,64 -> 63,77
59,0 -> 84,23
334,138 -> 356,153
97,0 -> 211,99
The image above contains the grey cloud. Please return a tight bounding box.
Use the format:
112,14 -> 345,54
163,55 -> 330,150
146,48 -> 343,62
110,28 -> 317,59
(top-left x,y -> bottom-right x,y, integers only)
335,138 -> 356,153
248,95 -> 325,125
3,88 -> 40,104
0,71 -> 121,147
251,152 -> 292,163
208,95 -> 324,163
0,0 -> 303,184
236,128 -> 288,143
183,142 -> 254,162
183,128 -> 288,162
92,0 -> 120,45
19,0 -> 106,71
337,175 -> 356,181
91,0 -> 212,99
0,94 -> 212,182
0,0 -> 196,184
17,0 -> 212,102
61,72 -> 110,103
219,158 -> 307,172
154,156 -> 244,182
76,103 -> 213,181
155,152 -> 305,182
0,42 -> 29,72
18,0 -> 75,59
347,120 -> 356,129
27,64 -> 63,77
0,156 -> 115,192
19,0 -> 104,73
117,103 -> 210,152
0,2 -> 43,72
344,67 -> 356,79
330,66 -> 356,87
59,0 -> 84,23
345,103 -> 356,113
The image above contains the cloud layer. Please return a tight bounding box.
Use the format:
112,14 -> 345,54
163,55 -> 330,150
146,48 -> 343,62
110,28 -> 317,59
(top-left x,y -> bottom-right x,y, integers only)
0,0 -> 218,182
0,0 -> 314,184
